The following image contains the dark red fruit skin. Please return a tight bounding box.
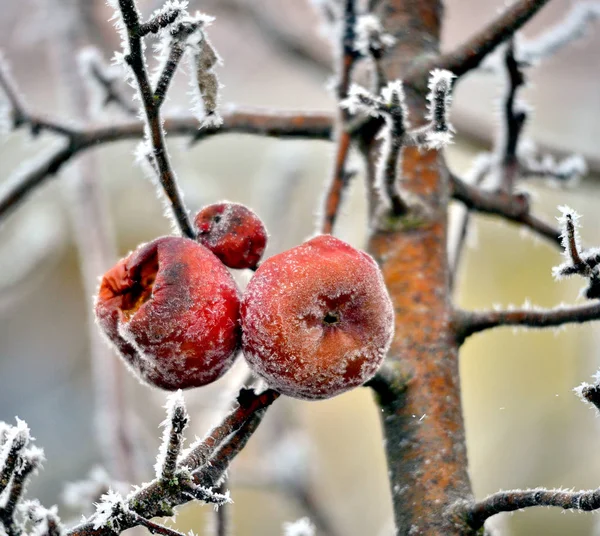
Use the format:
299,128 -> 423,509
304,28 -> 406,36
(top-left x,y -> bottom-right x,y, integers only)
95,236 -> 241,390
241,235 -> 394,400
193,202 -> 267,269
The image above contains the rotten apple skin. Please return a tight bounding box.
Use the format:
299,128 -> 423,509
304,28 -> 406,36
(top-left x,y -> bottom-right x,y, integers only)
193,202 -> 267,270
95,236 -> 241,390
241,235 -> 394,400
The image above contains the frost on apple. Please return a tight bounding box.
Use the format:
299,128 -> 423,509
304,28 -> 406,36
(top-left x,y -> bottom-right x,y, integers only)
94,236 -> 242,390
193,201 -> 268,270
241,235 -> 394,400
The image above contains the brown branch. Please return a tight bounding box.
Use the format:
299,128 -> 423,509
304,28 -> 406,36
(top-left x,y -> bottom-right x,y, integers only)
129,513 -> 186,536
408,0 -> 552,82
464,487 -> 600,531
450,172 -> 561,248
0,110 -> 333,222
117,0 -> 195,238
321,0 -> 358,235
66,388 -> 279,536
455,302 -> 600,342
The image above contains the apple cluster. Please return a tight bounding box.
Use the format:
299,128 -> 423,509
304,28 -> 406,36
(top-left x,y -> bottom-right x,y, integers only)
94,202 -> 394,400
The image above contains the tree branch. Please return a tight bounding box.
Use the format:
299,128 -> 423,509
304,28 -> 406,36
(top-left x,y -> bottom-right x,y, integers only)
117,0 -> 195,238
0,109 -> 333,223
464,487 -> 600,531
321,0 -> 358,235
455,302 -> 600,342
409,0 -> 552,82
66,388 -> 279,536
450,172 -> 561,248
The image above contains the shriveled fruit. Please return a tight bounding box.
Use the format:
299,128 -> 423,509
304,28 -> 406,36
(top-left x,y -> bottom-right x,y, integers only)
194,202 -> 267,270
241,235 -> 394,400
95,236 -> 241,390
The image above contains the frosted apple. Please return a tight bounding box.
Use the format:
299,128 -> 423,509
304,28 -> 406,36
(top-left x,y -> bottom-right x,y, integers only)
241,235 -> 394,400
194,202 -> 267,270
95,236 -> 241,390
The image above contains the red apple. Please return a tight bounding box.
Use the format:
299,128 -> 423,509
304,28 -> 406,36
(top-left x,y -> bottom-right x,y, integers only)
194,202 -> 267,270
95,236 -> 241,390
241,235 -> 394,400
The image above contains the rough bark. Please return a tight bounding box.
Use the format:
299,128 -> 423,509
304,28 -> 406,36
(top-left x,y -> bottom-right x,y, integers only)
365,1 -> 475,533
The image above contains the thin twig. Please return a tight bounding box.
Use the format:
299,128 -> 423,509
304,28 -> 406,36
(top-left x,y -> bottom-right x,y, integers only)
118,0 -> 194,237
0,109 -> 333,222
409,0 -> 551,82
454,302 -> 600,342
450,172 -> 561,248
213,480 -> 230,536
464,487 -> 600,531
321,0 -> 358,234
66,388 -> 279,536
129,513 -> 186,536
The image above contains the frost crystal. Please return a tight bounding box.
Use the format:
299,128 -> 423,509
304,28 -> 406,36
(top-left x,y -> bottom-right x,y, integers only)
283,517 -> 315,536
93,489 -> 127,530
155,390 -> 189,478
354,14 -> 395,56
521,2 -> 600,63
424,69 -> 455,149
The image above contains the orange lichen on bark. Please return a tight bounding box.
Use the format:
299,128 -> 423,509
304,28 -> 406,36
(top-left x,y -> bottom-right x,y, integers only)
364,1 -> 475,533
368,150 -> 473,535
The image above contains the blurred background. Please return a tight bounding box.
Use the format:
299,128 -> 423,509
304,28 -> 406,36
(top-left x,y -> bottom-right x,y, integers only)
0,0 -> 600,534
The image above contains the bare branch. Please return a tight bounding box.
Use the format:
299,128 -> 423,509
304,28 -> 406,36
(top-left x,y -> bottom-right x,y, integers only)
195,409 -> 267,489
138,6 -> 182,37
0,55 -> 76,137
411,0 -> 552,81
0,109 -> 333,223
320,0 -> 358,235
520,1 -> 600,63
455,302 -> 600,342
464,487 -> 600,531
0,420 -> 29,496
78,48 -> 137,116
116,0 -> 195,238
450,172 -> 561,248
129,514 -> 187,536
156,391 -> 189,481
66,388 -> 279,536
552,206 -> 600,298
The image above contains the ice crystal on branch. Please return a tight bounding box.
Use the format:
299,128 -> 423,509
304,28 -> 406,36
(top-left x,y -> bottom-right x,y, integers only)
354,14 -> 395,56
423,69 -> 455,149
552,206 -> 600,299
520,2 -> 600,64
155,391 -> 189,480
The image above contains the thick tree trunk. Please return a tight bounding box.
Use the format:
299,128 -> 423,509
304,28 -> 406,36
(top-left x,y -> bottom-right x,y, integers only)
366,1 -> 476,534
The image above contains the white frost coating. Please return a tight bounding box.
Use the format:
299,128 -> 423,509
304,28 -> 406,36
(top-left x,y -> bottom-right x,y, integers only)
93,489 -> 127,530
154,390 -> 188,477
341,84 -> 381,117
0,418 -> 30,468
520,2 -> 600,63
354,14 -> 396,55
283,517 -> 315,536
241,235 -> 394,400
424,69 -> 455,149
555,205 -> 582,268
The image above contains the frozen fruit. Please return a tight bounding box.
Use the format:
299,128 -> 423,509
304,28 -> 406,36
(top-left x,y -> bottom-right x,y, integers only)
194,202 -> 267,269
240,235 -> 394,400
95,236 -> 241,390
